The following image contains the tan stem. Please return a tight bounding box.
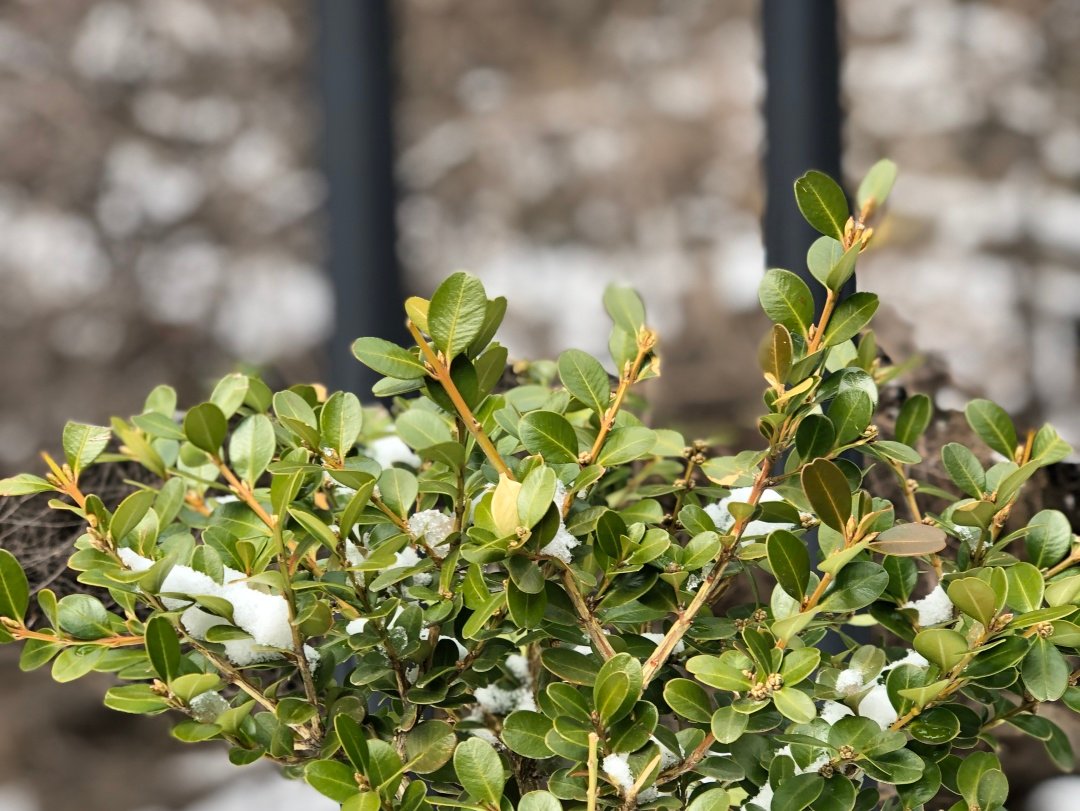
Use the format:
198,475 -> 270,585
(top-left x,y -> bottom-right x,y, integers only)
561,568 -> 616,660
585,337 -> 653,465
806,289 -> 838,355
407,321 -> 513,479
3,623 -> 144,648
587,732 -> 599,811
641,456 -> 775,686
657,732 -> 715,783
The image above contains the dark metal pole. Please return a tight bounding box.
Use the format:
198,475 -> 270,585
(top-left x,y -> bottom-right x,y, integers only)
762,0 -> 847,314
317,0 -> 404,396
762,1 -> 868,652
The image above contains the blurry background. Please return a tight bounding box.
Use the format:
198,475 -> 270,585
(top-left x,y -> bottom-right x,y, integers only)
1,0 -> 1079,809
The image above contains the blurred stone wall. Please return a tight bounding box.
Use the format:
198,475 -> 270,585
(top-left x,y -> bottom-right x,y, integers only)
1,1 -> 1080,810
0,0 -> 330,474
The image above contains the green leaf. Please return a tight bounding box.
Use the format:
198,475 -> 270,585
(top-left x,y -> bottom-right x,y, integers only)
145,615 -> 181,681
596,426 -> 656,466
183,403 -> 227,455
558,349 -> 611,415
405,720 -> 457,773
779,648 -> 820,686
767,530 -> 810,601
51,646 -> 104,682
461,591 -> 506,640
823,292 -> 878,346
429,272 -> 489,361
210,373 -> 249,418
517,466 -> 557,530
519,411 -> 579,464
801,458 -> 851,534
965,399 -> 1018,459
795,414 -> 835,461
395,409 -> 453,451
351,337 -> 428,379
507,580 -> 547,629
686,655 -> 751,691
57,594 -> 111,640
168,673 -> 223,702
603,285 -> 646,334
663,678 -> 713,723
0,473 -> 55,496
540,648 -> 600,686
861,748 -> 924,786
957,752 -> 999,806
228,414 -> 276,486
502,711 -> 554,759
342,793 -> 380,811
453,737 -> 505,806
827,389 -> 873,445
868,523 -> 947,557
1026,509 -> 1072,569
914,629 -> 967,670
795,170 -> 849,240
109,488 -> 157,543
759,323 -> 793,385
759,269 -> 815,337
807,236 -> 845,288
946,578 -> 996,626
1005,562 -> 1044,613
0,549 -> 29,632
909,707 -> 960,745
305,759 -> 359,802
771,772 -> 824,811
941,443 -> 985,497
377,468 -> 418,518
593,653 -> 643,726
335,714 -> 369,773
709,705 -> 748,744
320,391 -> 363,459
519,791 -> 564,811
772,687 -> 817,724
895,394 -> 932,447
1023,637 -> 1070,701
857,159 -> 898,211
686,789 -> 731,811
104,684 -> 171,715
62,421 -> 112,474
820,561 -> 888,611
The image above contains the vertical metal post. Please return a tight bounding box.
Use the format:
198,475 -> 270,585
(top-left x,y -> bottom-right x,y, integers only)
762,0 -> 848,314
317,0 -> 403,396
762,1 -> 867,649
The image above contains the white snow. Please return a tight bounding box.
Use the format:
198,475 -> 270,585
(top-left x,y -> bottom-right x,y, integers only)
118,546 -> 153,572
819,700 -> 854,725
602,753 -> 635,791
882,650 -> 930,672
541,523 -> 581,563
119,549 -> 297,666
904,584 -> 954,626
704,486 -> 796,540
408,509 -> 455,554
189,691 -> 229,723
366,436 -> 421,469
540,479 -> 582,563
857,682 -> 899,729
343,539 -> 366,567
834,668 -> 866,696
746,781 -> 774,810
474,652 -> 536,714
393,547 -> 421,570
345,617 -> 368,636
